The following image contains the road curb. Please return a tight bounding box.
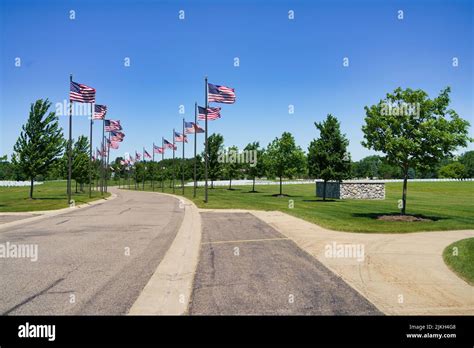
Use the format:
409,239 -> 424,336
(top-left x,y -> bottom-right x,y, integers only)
0,192 -> 117,231
128,192 -> 202,315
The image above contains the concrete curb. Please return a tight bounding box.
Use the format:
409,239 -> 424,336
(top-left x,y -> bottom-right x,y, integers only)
128,192 -> 202,315
0,192 -> 117,231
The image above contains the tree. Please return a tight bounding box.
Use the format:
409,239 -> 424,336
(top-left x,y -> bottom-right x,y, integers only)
244,142 -> 266,192
205,133 -> 224,188
12,99 -> 64,198
308,114 -> 351,200
362,87 -> 471,214
438,161 -> 466,179
459,151 -> 474,178
72,136 -> 90,192
352,155 -> 382,179
266,132 -> 306,196
222,145 -> 241,190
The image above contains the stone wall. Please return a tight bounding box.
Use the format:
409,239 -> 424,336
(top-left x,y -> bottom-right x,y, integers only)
316,181 -> 385,200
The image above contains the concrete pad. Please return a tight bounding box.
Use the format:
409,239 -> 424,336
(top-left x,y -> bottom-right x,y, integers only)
189,212 -> 381,315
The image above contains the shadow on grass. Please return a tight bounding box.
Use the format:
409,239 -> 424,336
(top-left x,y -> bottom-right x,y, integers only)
243,190 -> 261,194
352,212 -> 445,221
302,199 -> 341,203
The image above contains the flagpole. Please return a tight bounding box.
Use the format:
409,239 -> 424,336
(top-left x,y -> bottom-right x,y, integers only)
101,120 -> 105,194
204,76 -> 209,203
162,137 -> 165,192
182,118 -> 185,195
67,74 -> 73,205
193,102 -> 198,198
89,103 -> 93,198
152,142 -> 155,191
106,132 -> 111,192
142,146 -> 145,190
172,129 -> 176,194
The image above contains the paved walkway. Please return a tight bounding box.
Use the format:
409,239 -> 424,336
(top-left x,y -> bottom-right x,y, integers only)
189,212 -> 381,315
0,188 -> 184,315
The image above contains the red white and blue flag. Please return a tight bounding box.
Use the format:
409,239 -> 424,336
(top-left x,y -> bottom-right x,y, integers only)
198,106 -> 221,121
153,145 -> 165,154
93,104 -> 107,120
107,139 -> 119,150
208,83 -> 235,104
135,151 -> 141,160
164,139 -> 177,150
111,131 -> 125,142
185,121 -> 205,134
70,80 -> 96,103
144,149 -> 152,159
105,120 -> 122,132
174,131 -> 188,143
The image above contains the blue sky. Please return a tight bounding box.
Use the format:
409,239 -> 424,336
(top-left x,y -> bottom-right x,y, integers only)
1,0 -> 473,161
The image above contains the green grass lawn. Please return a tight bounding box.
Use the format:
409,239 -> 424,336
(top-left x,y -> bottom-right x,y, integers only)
443,238 -> 474,285
0,181 -> 110,212
123,180 -> 474,233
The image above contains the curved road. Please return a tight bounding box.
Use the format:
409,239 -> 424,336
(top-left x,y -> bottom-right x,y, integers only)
0,188 -> 183,315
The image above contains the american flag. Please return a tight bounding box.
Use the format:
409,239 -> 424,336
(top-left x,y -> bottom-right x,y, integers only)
111,131 -> 125,142
93,104 -> 107,120
144,149 -> 152,159
198,106 -> 221,121
107,139 -> 119,150
185,121 -> 205,134
70,80 -> 96,103
120,159 -> 126,165
164,139 -> 177,150
135,151 -> 141,160
105,120 -> 122,132
208,83 -> 236,104
174,131 -> 188,143
96,147 -> 104,157
153,144 -> 165,154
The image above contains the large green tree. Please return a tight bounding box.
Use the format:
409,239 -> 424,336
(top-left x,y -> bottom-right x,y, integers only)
72,136 -> 90,192
266,132 -> 306,196
308,114 -> 351,200
12,99 -> 64,198
438,161 -> 466,179
459,151 -> 474,178
362,87 -> 471,214
222,145 -> 241,190
205,133 -> 224,188
244,141 -> 266,192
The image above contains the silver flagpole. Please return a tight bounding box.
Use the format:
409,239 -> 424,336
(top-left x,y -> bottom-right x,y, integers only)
193,102 -> 198,198
204,76 -> 209,203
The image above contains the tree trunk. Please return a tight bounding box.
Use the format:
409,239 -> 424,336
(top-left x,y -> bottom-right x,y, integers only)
29,178 -> 34,199
252,177 -> 256,192
402,170 -> 408,215
323,180 -> 327,201
211,180 -> 214,189
75,181 -> 78,193
279,176 -> 283,195
229,177 -> 232,190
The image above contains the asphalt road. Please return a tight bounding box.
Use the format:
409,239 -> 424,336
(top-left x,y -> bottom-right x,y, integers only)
0,188 -> 183,315
189,212 -> 381,315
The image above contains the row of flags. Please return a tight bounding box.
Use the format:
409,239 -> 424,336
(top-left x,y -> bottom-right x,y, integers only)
121,80 -> 235,199
68,76 -> 127,197
70,78 -> 236,202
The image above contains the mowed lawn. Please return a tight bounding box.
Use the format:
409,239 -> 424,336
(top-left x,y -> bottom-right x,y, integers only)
443,238 -> 474,285
127,181 -> 474,233
0,181 -> 110,212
